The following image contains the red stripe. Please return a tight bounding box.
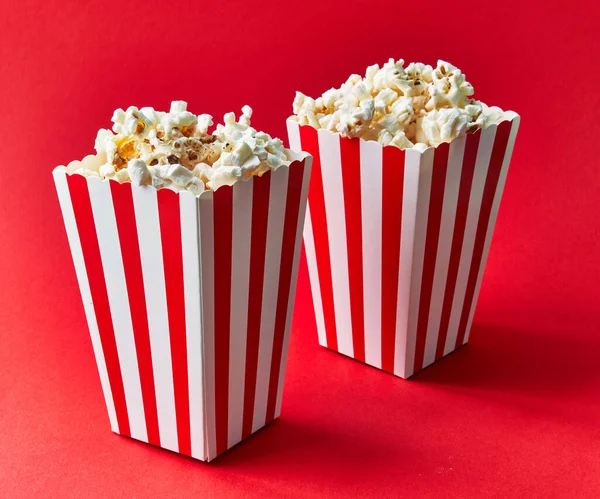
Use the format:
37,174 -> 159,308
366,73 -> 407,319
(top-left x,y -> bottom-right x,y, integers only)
299,126 -> 338,351
381,146 -> 405,373
265,161 -> 306,424
66,174 -> 130,436
339,138 -> 365,362
435,132 -> 481,360
242,174 -> 271,439
413,143 -> 450,373
157,190 -> 190,456
110,182 -> 160,446
212,186 -> 233,454
455,121 -> 512,347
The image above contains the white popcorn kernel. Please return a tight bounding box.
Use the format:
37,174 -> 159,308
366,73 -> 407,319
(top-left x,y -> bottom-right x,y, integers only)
151,176 -> 167,189
241,154 -> 261,174
187,178 -> 206,195
119,106 -> 142,136
127,159 -> 152,187
99,162 -> 116,178
351,82 -> 371,101
170,101 -> 188,114
293,92 -> 315,115
231,142 -> 253,166
377,130 -> 393,146
111,108 -> 126,125
197,114 -> 214,134
223,112 -> 236,124
481,103 -> 507,126
208,166 -> 243,190
193,162 -> 212,180
167,164 -> 195,187
321,88 -> 339,109
346,74 -> 362,85
406,62 -> 434,84
374,88 -> 398,112
140,107 -> 161,126
150,163 -> 171,179
416,108 -> 468,146
94,129 -> 114,154
114,168 -> 130,183
365,64 -> 379,81
390,131 -> 414,149
241,105 -> 252,118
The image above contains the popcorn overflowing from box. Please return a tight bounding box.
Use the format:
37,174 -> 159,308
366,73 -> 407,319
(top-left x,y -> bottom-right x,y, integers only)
55,102 -> 312,461
77,101 -> 292,193
291,59 -> 511,150
288,58 -> 519,377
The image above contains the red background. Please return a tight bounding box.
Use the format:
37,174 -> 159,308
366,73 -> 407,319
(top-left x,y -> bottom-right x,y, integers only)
1,1 -> 599,497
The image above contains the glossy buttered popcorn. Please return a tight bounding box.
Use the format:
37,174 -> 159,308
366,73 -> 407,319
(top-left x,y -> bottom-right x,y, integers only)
291,59 -> 509,149
75,101 -> 291,193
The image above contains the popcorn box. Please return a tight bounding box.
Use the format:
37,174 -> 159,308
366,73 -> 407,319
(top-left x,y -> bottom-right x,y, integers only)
287,116 -> 519,378
53,150 -> 312,461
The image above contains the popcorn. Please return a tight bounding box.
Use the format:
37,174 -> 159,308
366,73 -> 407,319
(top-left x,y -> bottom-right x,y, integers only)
94,129 -> 114,154
114,169 -> 130,184
291,58 -> 511,149
127,159 -> 152,186
77,101 -> 291,194
415,108 -> 470,147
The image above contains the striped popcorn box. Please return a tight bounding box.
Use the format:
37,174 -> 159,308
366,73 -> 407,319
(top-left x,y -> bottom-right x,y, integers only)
53,150 -> 312,461
287,115 -> 519,378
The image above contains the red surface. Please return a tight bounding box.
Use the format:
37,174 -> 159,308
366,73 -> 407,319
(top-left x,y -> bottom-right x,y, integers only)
1,0 -> 600,497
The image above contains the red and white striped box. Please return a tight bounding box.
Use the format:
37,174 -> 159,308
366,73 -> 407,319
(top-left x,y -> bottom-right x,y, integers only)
53,150 -> 312,461
287,115 -> 519,378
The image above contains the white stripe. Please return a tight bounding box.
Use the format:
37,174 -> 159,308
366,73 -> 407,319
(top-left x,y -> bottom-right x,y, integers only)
318,129 -> 353,357
360,139 -> 383,368
286,119 -> 301,152
303,205 -> 327,347
87,178 -> 147,442
404,149 -> 434,377
275,157 -> 313,418
422,139 -> 466,368
252,167 -> 288,432
444,126 -> 497,355
53,171 -> 119,433
131,186 -> 178,452
228,180 -> 253,447
179,191 -> 205,460
464,118 -> 520,344
394,150 -> 421,378
198,191 -> 216,460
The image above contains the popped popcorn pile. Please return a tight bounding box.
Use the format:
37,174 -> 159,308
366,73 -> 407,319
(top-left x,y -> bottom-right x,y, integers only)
291,59 -> 510,150
75,101 -> 291,193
